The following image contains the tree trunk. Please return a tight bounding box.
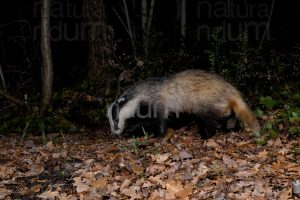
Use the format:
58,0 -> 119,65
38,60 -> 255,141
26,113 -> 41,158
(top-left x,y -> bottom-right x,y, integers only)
84,0 -> 108,87
141,0 -> 155,65
40,0 -> 53,115
180,0 -> 186,49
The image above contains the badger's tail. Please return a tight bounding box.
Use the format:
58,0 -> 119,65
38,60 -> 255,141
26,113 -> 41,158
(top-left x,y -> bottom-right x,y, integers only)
229,98 -> 260,136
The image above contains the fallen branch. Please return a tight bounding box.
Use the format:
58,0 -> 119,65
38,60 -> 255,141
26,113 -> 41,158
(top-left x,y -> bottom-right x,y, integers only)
0,89 -> 26,106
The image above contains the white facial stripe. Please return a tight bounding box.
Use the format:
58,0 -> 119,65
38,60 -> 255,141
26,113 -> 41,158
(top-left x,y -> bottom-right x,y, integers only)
117,97 -> 141,134
107,104 -> 117,134
117,97 -> 126,103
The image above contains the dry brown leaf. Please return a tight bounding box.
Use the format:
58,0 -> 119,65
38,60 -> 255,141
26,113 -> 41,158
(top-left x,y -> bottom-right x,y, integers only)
0,187 -> 12,199
73,177 -> 91,193
274,137 -> 283,146
148,189 -> 164,200
176,183 -> 193,198
166,180 -> 183,199
278,147 -> 289,155
149,175 -> 165,186
179,151 -> 193,160
25,165 -> 44,177
120,179 -> 132,191
152,153 -> 171,164
257,149 -> 269,161
142,180 -> 153,188
235,164 -> 261,178
92,177 -> 107,189
279,186 -> 292,199
38,190 -> 59,199
130,163 -> 144,174
197,163 -> 209,176
222,155 -> 237,169
121,186 -> 142,199
0,166 -> 16,179
234,169 -> 256,178
234,192 -> 252,199
30,184 -> 42,193
45,141 -> 56,150
206,139 -> 220,149
147,164 -> 166,175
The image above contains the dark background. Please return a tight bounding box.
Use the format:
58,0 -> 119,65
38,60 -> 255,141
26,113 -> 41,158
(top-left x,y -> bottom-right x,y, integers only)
0,0 -> 299,133
0,0 -> 299,90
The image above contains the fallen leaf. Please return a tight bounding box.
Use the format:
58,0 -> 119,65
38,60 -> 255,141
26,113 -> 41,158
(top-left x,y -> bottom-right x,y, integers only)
222,155 -> 237,169
130,163 -> 144,174
166,180 -> 183,199
92,177 -> 107,189
73,177 -> 90,193
38,190 -> 59,200
0,187 -> 12,199
176,183 -> 193,198
257,150 -> 269,161
152,153 -> 171,164
206,139 -> 220,149
0,166 -> 16,179
45,141 -> 55,150
279,186 -> 292,199
179,151 -> 193,160
120,179 -> 132,191
147,164 -> 166,175
121,186 -> 142,199
278,147 -> 289,155
25,165 -> 44,177
30,184 -> 42,193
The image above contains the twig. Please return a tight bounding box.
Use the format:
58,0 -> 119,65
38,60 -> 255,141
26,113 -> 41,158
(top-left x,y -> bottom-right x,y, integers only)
112,1 -> 137,58
0,63 -> 6,92
147,0 -> 155,36
0,90 -> 26,106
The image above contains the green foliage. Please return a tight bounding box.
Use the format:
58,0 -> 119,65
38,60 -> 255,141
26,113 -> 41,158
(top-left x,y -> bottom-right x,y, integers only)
254,108 -> 264,117
257,96 -> 300,139
255,139 -> 267,146
292,148 -> 300,155
292,92 -> 300,102
120,128 -> 150,155
0,90 -> 88,136
259,96 -> 278,110
131,129 -> 149,155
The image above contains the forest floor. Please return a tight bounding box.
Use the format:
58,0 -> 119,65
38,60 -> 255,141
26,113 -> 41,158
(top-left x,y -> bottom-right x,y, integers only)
0,128 -> 300,199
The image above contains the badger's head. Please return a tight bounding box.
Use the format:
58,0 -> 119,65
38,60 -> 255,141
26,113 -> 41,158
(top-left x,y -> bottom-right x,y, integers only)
107,95 -> 142,135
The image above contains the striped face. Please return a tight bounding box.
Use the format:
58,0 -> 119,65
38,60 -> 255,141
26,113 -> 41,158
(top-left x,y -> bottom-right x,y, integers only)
107,97 -> 128,134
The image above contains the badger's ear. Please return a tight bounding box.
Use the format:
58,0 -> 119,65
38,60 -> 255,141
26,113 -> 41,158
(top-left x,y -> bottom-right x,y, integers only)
117,97 -> 126,103
117,95 -> 128,105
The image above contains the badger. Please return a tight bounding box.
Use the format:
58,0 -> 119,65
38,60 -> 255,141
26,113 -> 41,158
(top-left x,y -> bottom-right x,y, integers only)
107,69 -> 260,138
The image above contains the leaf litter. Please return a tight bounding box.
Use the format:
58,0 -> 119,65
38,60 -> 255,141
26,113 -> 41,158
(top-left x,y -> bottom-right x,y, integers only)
0,129 -> 299,199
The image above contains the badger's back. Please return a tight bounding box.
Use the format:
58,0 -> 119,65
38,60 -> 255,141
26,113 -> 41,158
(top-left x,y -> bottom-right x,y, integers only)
158,69 -> 260,134
160,70 -> 239,114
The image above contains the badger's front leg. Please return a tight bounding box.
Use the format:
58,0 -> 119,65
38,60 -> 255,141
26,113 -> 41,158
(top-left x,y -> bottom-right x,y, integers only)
159,119 -> 167,134
157,109 -> 167,135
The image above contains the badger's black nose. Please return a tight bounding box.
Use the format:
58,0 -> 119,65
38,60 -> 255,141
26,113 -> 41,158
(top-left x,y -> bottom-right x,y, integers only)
114,121 -> 120,131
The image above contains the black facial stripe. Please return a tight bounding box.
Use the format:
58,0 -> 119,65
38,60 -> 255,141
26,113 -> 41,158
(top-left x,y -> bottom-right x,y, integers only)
112,103 -> 118,121
114,121 -> 120,131
112,95 -> 131,120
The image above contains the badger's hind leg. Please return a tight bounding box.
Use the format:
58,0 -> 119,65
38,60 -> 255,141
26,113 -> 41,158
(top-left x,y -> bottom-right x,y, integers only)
220,112 -> 241,132
196,117 -> 220,139
196,111 -> 240,139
